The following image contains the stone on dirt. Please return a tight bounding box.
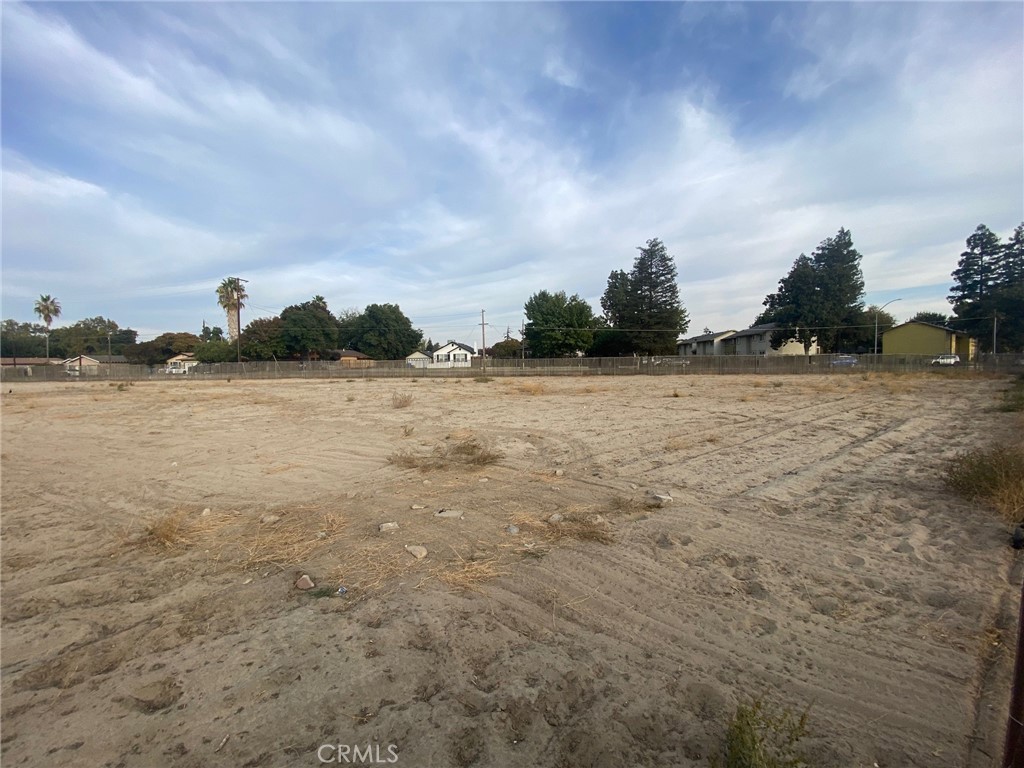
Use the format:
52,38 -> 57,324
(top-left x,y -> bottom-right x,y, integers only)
295,574 -> 315,590
405,545 -> 428,559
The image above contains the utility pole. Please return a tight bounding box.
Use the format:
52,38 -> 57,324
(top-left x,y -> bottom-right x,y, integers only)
874,298 -> 902,356
480,310 -> 486,373
107,331 -> 112,378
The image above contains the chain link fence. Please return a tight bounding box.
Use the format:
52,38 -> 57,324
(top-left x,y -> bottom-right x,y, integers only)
4,353 -> 1021,383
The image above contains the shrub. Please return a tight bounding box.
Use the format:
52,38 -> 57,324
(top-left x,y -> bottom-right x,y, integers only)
391,392 -> 414,409
946,442 -> 1024,522
996,376 -> 1024,413
714,698 -> 808,768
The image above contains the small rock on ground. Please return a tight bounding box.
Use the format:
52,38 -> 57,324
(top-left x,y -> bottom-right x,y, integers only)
295,574 -> 315,590
405,545 -> 428,560
260,514 -> 281,525
379,522 -> 399,532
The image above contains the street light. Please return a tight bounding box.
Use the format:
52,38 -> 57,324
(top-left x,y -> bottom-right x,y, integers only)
874,298 -> 902,356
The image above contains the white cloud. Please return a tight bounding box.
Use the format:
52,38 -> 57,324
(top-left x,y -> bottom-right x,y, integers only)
2,3 -> 1021,344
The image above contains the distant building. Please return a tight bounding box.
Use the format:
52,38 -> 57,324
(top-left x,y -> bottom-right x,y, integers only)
677,330 -> 737,356
678,324 -> 816,356
881,321 -> 976,359
431,341 -> 476,368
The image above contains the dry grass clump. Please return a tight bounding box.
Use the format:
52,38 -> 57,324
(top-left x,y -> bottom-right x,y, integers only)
946,441 -> 1024,522
514,380 -> 547,396
388,438 -> 503,471
511,510 -> 613,544
237,510 -> 346,569
391,392 -> 415,409
131,508 -> 235,552
431,550 -> 506,590
330,541 -> 413,592
142,510 -> 193,550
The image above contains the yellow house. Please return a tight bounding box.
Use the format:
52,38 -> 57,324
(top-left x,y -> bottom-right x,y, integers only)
881,321 -> 976,359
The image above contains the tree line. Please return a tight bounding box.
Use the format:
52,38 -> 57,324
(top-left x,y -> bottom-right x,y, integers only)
520,238 -> 691,358
6,224 -> 1019,364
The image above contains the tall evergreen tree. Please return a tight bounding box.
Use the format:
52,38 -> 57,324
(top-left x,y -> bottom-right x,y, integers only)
599,238 -> 689,355
948,224 -> 1008,350
811,228 -> 865,352
949,224 -> 1001,308
998,223 -> 1024,288
760,228 -> 865,354
762,254 -> 820,355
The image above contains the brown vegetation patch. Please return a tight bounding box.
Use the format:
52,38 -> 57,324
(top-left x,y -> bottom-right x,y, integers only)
388,438 -> 503,471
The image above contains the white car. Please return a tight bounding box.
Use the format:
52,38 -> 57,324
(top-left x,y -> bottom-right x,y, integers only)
931,354 -> 961,366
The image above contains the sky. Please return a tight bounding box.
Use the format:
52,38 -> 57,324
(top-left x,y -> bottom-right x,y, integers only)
2,1 -> 1022,348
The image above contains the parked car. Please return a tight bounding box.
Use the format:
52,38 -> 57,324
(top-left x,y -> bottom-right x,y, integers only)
830,355 -> 858,367
931,354 -> 961,366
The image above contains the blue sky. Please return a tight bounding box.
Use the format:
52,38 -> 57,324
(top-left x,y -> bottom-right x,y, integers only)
2,1 -> 1022,346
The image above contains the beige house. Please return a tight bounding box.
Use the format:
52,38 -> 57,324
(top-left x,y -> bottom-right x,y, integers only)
165,353 -> 198,374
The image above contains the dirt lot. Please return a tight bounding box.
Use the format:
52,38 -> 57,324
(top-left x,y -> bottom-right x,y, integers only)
1,373 -> 1020,767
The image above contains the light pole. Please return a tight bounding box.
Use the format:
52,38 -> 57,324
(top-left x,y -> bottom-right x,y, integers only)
874,298 -> 902,356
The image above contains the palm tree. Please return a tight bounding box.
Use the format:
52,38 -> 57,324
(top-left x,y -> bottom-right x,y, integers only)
33,294 -> 61,360
216,278 -> 248,341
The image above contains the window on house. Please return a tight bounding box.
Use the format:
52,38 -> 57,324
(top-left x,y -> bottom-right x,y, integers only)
454,354 -> 467,362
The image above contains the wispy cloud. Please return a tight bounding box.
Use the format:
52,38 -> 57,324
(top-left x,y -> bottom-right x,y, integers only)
2,2 -> 1021,343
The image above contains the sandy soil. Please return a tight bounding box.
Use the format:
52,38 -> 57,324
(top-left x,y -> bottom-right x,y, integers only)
1,373 -> 1020,768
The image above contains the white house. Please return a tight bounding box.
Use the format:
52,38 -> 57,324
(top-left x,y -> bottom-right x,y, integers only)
165,352 -> 198,374
405,350 -> 431,369
430,341 -> 476,368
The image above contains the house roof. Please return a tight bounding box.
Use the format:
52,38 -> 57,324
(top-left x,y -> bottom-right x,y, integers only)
405,350 -> 431,359
331,349 -> 371,359
680,330 -> 737,344
884,320 -> 972,337
0,357 -> 59,366
61,354 -> 128,364
435,341 -> 476,354
166,352 -> 196,362
728,323 -> 779,339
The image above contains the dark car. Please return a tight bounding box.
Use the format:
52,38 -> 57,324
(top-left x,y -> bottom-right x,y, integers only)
830,355 -> 858,367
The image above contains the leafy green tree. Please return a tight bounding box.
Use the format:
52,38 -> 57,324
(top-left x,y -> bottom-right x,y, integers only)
335,307 -> 363,350
193,340 -> 236,363
524,290 -> 596,358
200,323 -> 225,342
490,338 -> 523,358
346,304 -> 422,360
761,228 -> 865,354
0,320 -> 47,357
33,295 -> 61,359
124,333 -> 201,365
281,298 -> 339,360
910,311 -> 950,326
50,317 -> 137,357
217,278 -> 248,341
600,238 -> 689,355
761,254 -> 820,355
241,317 -> 286,360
